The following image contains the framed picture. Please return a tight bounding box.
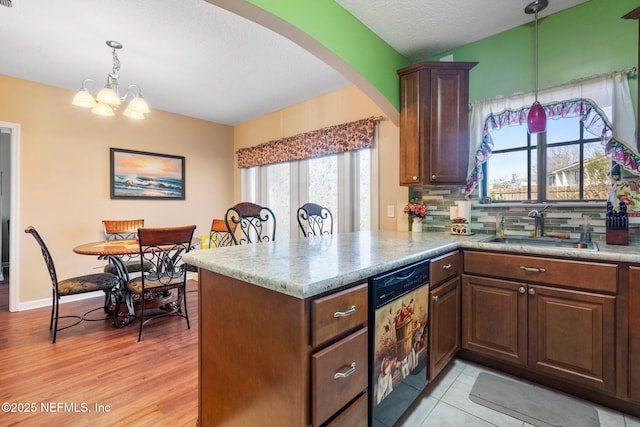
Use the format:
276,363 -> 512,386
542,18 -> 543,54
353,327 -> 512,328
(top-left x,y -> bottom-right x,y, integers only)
110,148 -> 185,200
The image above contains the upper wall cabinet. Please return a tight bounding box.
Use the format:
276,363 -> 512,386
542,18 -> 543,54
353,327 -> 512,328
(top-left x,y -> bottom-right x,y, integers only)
397,62 -> 477,186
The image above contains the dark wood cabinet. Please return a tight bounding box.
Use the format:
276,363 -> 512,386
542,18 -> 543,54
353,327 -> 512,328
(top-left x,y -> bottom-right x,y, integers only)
428,251 -> 462,380
397,61 -> 477,186
629,266 -> 640,402
198,270 -> 368,427
462,251 -> 617,393
462,274 -> 527,366
529,284 -> 615,392
429,276 -> 461,380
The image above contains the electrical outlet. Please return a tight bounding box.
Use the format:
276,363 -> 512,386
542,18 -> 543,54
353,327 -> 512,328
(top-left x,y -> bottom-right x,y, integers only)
387,205 -> 395,217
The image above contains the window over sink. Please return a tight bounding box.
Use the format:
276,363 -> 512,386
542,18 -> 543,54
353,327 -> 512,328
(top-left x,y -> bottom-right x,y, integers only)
484,114 -> 608,202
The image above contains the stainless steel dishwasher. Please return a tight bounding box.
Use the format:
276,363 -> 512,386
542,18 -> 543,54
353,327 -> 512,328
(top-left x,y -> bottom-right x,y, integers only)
369,258 -> 430,427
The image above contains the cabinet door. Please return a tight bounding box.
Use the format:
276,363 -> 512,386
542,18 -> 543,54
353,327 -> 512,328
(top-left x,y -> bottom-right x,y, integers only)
528,284 -> 615,393
630,267 -> 640,402
399,69 -> 427,185
429,276 -> 461,381
428,68 -> 470,184
462,274 -> 527,366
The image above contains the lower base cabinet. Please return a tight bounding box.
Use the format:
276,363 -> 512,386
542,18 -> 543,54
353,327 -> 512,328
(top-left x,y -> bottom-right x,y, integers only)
198,269 -> 368,427
429,276 -> 461,380
462,273 -> 616,393
629,266 -> 640,403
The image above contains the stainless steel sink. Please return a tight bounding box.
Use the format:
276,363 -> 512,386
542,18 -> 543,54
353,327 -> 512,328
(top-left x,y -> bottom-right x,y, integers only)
482,235 -> 598,251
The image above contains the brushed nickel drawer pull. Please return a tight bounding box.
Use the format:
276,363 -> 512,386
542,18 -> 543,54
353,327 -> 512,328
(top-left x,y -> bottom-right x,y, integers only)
519,266 -> 546,273
442,263 -> 452,270
334,362 -> 356,379
432,295 -> 439,302
334,305 -> 356,318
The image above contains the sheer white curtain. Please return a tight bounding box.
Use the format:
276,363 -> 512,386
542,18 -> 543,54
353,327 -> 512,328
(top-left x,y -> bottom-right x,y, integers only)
241,146 -> 377,241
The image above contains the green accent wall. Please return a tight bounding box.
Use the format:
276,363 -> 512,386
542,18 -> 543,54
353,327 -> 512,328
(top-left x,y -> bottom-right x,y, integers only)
426,0 -> 638,107
245,0 -> 637,117
244,0 -> 410,111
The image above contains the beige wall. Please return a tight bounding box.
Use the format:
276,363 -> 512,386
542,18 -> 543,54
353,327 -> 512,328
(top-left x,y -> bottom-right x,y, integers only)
0,75 -> 234,307
233,85 -> 407,232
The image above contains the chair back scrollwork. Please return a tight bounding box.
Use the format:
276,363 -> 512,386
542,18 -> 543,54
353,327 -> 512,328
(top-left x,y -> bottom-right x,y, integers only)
224,202 -> 276,245
209,219 -> 235,248
297,203 -> 334,237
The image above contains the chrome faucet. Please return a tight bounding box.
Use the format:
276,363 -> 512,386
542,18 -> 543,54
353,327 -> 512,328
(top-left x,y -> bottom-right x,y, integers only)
528,205 -> 551,237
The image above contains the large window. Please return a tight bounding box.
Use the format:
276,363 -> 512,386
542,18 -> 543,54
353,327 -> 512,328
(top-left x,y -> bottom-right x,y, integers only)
466,70 -> 637,201
242,148 -> 374,241
484,115 -> 608,202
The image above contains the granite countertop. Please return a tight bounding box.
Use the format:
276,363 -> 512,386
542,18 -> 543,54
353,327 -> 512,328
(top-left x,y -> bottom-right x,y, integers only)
182,231 -> 640,299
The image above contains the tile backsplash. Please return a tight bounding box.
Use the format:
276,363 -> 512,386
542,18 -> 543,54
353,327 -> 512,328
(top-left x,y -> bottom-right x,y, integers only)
410,186 -> 635,242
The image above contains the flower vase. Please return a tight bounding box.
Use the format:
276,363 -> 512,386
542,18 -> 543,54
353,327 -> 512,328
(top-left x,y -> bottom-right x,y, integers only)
412,217 -> 423,233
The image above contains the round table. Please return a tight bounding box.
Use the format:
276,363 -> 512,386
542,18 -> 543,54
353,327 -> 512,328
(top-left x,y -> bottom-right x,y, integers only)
73,239 -> 178,326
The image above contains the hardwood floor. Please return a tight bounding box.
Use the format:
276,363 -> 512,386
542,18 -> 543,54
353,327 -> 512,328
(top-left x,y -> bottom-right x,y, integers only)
0,279 -> 198,426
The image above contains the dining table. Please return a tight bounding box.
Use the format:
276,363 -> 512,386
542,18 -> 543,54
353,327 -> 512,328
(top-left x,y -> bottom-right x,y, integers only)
73,238 -> 193,327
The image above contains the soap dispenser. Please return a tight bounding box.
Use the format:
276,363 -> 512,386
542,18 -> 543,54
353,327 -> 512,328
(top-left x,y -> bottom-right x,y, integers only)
580,216 -> 592,244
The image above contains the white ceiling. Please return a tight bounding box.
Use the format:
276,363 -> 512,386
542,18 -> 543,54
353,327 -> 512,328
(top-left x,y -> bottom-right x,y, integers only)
0,0 -> 588,126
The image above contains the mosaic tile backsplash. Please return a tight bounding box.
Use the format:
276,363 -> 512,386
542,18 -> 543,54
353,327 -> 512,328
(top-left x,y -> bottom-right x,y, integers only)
409,186 -> 638,243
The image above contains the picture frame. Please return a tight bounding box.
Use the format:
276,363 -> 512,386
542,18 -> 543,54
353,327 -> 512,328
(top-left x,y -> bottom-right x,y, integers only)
110,148 -> 185,200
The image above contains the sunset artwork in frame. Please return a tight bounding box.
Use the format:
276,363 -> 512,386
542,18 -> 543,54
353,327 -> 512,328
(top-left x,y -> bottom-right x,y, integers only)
110,148 -> 185,200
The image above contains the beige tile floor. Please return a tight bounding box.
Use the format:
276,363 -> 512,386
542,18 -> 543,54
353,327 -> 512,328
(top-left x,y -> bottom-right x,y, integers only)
397,358 -> 640,427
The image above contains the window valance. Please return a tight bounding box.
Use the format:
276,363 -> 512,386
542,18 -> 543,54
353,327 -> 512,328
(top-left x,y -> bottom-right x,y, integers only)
464,69 -> 638,199
236,116 -> 378,169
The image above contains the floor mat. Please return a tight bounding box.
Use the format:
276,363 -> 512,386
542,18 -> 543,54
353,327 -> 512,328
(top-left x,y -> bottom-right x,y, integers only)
469,372 -> 600,427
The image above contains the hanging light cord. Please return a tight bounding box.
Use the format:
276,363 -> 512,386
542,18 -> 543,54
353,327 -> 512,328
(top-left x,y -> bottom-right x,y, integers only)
534,8 -> 539,102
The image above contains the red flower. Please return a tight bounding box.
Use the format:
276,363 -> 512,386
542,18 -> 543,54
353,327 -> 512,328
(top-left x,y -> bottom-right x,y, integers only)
404,202 -> 428,218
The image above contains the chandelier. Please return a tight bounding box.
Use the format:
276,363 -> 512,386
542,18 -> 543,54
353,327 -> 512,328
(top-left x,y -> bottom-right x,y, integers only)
525,0 -> 548,134
72,40 -> 150,120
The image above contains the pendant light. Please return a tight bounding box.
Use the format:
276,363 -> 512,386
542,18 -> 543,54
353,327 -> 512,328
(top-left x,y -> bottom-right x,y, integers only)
525,0 -> 548,134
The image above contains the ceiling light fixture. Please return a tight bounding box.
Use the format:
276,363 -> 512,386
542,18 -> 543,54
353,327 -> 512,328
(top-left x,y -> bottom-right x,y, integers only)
72,40 -> 150,120
525,0 -> 548,134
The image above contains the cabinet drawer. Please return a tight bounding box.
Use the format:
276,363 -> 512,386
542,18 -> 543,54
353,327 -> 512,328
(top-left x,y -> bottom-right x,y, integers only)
312,283 -> 368,347
325,392 -> 368,427
464,251 -> 617,293
430,251 -> 461,288
312,328 -> 368,427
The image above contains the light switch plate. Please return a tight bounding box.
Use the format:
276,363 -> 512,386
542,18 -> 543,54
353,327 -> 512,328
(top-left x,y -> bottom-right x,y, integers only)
387,205 -> 395,217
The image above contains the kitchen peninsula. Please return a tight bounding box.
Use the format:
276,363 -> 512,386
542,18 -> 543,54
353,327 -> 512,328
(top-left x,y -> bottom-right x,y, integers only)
183,231 -> 640,426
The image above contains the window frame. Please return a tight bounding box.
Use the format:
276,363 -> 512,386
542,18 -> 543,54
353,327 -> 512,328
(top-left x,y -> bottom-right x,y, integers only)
481,116 -> 606,203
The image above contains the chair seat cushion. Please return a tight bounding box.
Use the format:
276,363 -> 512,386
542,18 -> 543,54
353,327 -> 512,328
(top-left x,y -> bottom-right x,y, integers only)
104,260 -> 154,275
127,274 -> 186,295
58,273 -> 119,296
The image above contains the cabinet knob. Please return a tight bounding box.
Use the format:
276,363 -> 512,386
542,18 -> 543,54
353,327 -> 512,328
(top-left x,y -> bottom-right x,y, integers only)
412,175 -> 418,181
431,175 -> 437,180
528,287 -> 536,295
518,286 -> 526,294
432,295 -> 439,302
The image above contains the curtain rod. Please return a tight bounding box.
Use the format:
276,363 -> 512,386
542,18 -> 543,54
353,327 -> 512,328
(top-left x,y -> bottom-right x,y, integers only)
471,67 -> 637,107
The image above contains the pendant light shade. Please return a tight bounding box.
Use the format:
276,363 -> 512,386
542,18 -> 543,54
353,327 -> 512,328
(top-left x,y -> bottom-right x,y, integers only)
527,101 -> 546,133
525,0 -> 548,134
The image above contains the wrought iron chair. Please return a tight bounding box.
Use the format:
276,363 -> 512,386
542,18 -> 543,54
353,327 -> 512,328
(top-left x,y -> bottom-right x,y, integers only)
224,202 -> 276,245
102,219 -> 153,275
125,225 -> 196,342
297,203 -> 334,237
25,226 -> 124,343
209,219 -> 236,248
